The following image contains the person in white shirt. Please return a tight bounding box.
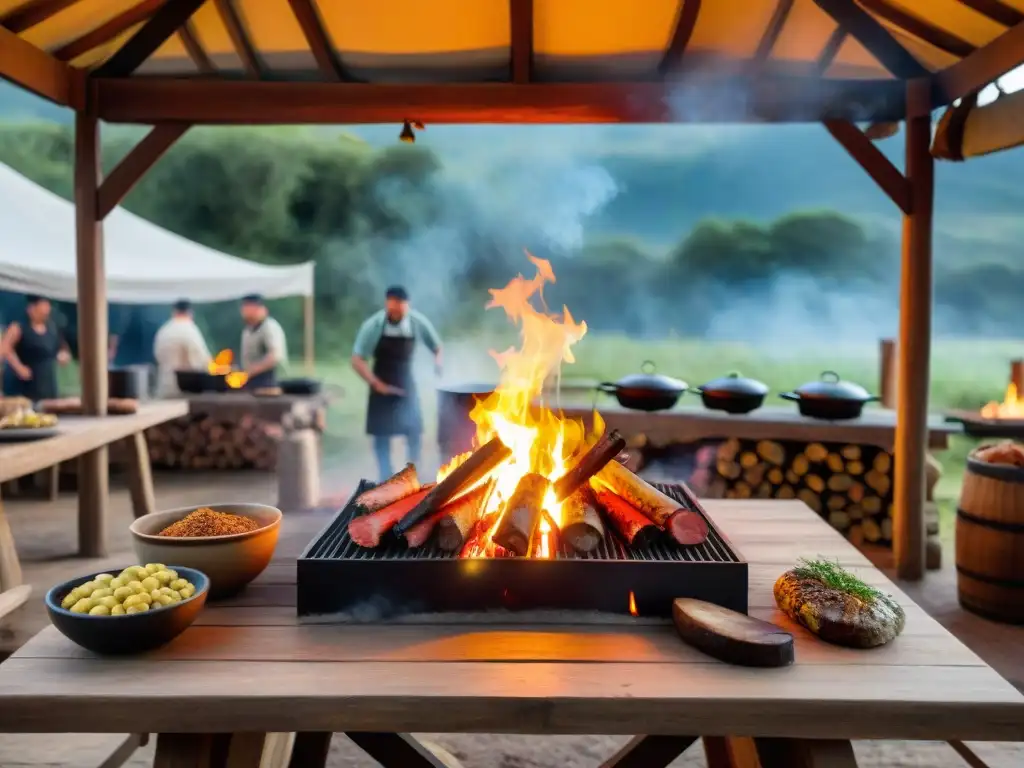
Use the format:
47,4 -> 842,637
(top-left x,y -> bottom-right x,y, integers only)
153,299 -> 212,397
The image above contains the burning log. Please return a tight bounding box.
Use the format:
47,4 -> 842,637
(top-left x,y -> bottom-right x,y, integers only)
594,488 -> 660,548
552,429 -> 627,502
460,508 -> 504,558
561,487 -> 605,554
353,463 -> 421,514
593,460 -> 709,546
393,437 -> 511,535
437,481 -> 495,551
348,484 -> 435,548
402,509 -> 444,548
492,473 -> 551,556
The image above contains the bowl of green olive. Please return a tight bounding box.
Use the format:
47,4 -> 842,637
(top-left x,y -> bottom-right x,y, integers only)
45,564 -> 209,655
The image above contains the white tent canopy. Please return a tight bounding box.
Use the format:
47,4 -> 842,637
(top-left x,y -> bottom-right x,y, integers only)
0,163 -> 314,304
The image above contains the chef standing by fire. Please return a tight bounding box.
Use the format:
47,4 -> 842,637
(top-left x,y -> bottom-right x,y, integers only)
240,294 -> 288,389
352,286 -> 443,481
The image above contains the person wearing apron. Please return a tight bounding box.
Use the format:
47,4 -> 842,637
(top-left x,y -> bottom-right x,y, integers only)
0,295 -> 69,400
352,286 -> 443,481
240,294 -> 288,389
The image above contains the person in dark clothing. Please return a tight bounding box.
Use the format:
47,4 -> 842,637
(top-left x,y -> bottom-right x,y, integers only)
1,295 -> 70,400
351,286 -> 443,480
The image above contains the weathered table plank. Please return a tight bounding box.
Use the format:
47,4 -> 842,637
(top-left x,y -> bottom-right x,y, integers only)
0,500 -> 1021,744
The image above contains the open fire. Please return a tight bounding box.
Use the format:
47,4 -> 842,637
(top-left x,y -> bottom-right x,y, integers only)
981,382 -> 1024,420
208,349 -> 248,390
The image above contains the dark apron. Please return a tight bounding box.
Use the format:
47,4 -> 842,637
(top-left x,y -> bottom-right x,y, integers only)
366,331 -> 421,436
243,320 -> 278,390
7,319 -> 59,401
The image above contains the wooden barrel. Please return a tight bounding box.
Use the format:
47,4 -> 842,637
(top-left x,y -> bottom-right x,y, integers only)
956,451 -> 1024,624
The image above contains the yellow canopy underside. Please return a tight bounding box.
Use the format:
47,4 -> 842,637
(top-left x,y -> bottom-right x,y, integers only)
0,0 -> 1017,80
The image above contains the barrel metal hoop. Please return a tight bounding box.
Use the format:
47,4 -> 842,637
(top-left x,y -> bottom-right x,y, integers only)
956,506 -> 1024,533
965,456 -> 1024,482
956,564 -> 1024,589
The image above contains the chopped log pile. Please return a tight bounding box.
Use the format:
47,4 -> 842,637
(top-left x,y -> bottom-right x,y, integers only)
146,414 -> 279,470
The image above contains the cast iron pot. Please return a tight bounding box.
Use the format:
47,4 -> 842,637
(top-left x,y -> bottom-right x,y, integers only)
280,377 -> 322,395
694,371 -> 769,415
598,361 -> 688,412
779,370 -> 880,421
438,383 -> 496,459
108,365 -> 150,400
175,370 -> 229,394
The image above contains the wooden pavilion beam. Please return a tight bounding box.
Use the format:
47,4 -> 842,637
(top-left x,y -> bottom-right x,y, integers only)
97,124 -> 190,220
0,24 -> 82,106
823,120 -> 911,213
288,0 -> 345,81
658,0 -> 702,75
178,20 -> 215,74
894,77 -> 934,582
73,86 -> 110,558
54,0 -> 165,62
934,21 -> 1024,101
858,0 -> 976,57
93,77 -> 921,124
812,0 -> 929,78
750,0 -> 795,72
957,0 -> 1023,28
814,27 -> 847,75
0,0 -> 77,34
509,0 -> 534,84
94,0 -> 205,78
212,0 -> 261,79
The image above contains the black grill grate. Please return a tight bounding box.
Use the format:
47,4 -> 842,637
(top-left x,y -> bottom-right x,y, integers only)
298,481 -> 747,619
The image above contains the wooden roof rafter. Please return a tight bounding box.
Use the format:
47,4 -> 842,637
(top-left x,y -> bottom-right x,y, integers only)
212,0 -> 262,79
287,0 -> 348,81
658,0 -> 702,76
859,0 -> 976,58
93,0 -> 205,78
509,0 -> 533,84
178,19 -> 214,74
54,0 -> 166,63
0,22 -> 81,105
0,0 -> 78,34
933,20 -> 1024,100
956,0 -> 1023,28
750,0 -> 796,73
812,0 -> 929,78
814,27 -> 848,75
824,119 -> 911,212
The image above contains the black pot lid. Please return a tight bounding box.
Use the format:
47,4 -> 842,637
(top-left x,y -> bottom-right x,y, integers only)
794,371 -> 872,401
614,361 -> 687,392
700,371 -> 768,397
438,382 -> 497,395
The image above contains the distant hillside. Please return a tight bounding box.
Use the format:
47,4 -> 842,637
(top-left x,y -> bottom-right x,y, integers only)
3,82 -> 1023,269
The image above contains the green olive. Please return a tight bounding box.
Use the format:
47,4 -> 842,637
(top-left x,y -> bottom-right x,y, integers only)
61,593 -> 77,609
125,604 -> 149,614
156,594 -> 175,606
94,573 -> 114,584
165,589 -> 182,601
113,586 -> 134,601
70,598 -> 92,613
98,596 -> 119,609
140,576 -> 160,592
88,604 -> 111,616
122,594 -> 142,609
90,588 -> 113,599
110,604 -> 126,615
109,577 -> 125,589
169,579 -> 188,592
145,563 -> 165,574
136,592 -> 153,606
154,570 -> 174,585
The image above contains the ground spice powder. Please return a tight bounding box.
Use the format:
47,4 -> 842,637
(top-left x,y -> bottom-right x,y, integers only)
158,507 -> 260,537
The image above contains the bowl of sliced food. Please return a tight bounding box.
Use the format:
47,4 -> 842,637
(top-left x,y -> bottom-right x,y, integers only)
45,565 -> 209,654
129,504 -> 281,599
0,399 -> 58,442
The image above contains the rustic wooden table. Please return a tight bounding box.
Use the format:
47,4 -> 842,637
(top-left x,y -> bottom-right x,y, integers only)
0,401 -> 188,622
0,500 -> 1020,768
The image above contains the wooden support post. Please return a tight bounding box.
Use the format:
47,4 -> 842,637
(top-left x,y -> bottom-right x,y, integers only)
74,93 -> 110,558
879,338 -> 897,409
893,78 -> 934,582
1011,359 -> 1024,393
124,432 -> 156,518
303,293 -> 315,374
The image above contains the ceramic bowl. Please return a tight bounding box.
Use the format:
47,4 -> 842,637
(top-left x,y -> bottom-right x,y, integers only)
129,503 -> 281,599
46,566 -> 209,655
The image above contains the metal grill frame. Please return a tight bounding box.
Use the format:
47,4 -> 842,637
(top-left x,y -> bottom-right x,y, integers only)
297,481 -> 748,619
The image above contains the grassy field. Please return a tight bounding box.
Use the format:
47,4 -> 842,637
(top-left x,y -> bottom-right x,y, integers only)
308,335 -> 1020,540
54,335 -> 1018,538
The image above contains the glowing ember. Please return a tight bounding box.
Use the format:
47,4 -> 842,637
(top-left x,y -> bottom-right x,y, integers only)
446,252 -> 598,558
628,591 -> 638,616
208,349 -> 248,390
981,382 -> 1024,419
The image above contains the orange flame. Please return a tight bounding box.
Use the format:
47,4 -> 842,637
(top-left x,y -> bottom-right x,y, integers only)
628,591 -> 638,616
209,349 -> 248,390
981,382 -> 1024,419
450,252 -> 594,558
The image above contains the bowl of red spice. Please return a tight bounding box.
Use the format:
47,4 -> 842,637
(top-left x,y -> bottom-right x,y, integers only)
129,504 -> 282,599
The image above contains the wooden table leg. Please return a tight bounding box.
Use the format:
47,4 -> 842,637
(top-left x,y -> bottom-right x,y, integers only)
755,738 -> 859,768
345,733 -> 456,767
288,732 -> 332,768
78,447 -> 109,557
124,432 -> 156,519
704,737 -> 761,768
599,735 -> 698,767
154,733 -> 218,768
0,489 -> 30,618
155,733 -> 295,768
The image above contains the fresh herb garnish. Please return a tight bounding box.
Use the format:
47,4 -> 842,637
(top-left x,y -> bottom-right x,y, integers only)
793,557 -> 882,602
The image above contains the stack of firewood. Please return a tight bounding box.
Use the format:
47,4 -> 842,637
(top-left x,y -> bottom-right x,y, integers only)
146,414 -> 279,471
